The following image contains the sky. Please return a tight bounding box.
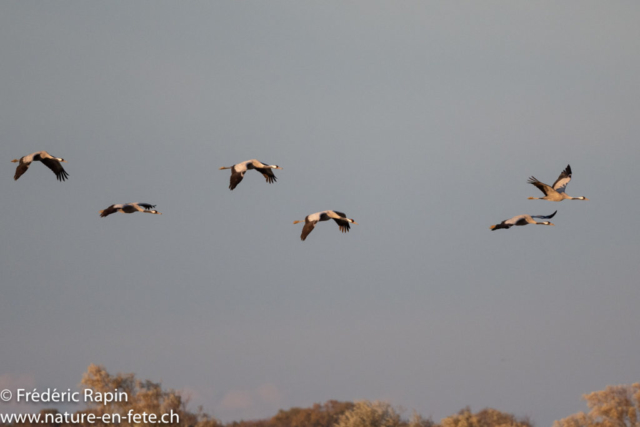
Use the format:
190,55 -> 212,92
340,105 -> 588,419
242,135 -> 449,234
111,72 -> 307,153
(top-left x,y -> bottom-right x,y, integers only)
1,2 -> 639,426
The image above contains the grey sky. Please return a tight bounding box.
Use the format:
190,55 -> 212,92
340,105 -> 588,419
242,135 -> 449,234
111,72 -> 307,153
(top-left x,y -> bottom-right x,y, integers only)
1,2 -> 639,425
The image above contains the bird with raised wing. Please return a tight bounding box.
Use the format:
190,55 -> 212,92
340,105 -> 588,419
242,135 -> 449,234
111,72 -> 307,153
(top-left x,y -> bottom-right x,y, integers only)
490,210 -> 557,230
219,159 -> 282,190
528,165 -> 588,201
11,151 -> 69,181
293,210 -> 358,241
99,203 -> 162,218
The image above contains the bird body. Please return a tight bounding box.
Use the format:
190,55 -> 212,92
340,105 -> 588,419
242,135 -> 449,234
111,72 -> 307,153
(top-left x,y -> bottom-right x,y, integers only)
99,203 -> 162,217
11,151 -> 69,181
219,159 -> 282,190
528,165 -> 588,201
490,211 -> 557,230
293,210 -> 358,241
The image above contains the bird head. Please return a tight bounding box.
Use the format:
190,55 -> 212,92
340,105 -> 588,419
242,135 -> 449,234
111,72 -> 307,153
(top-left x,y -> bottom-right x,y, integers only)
349,219 -> 358,225
58,158 -> 67,163
272,165 -> 283,170
542,222 -> 555,226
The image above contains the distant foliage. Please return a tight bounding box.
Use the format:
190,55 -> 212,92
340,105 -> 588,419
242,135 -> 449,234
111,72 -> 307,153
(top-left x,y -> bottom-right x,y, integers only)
4,364 -> 223,427
3,366 -> 638,427
408,410 -> 435,427
334,400 -> 404,427
270,400 -> 355,427
554,383 -> 640,427
439,407 -> 533,427
226,400 -> 354,427
80,363 -> 203,427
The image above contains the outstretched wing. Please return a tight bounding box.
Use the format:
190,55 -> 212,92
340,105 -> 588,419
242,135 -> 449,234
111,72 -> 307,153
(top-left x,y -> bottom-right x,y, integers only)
13,160 -> 30,181
530,210 -> 557,220
137,203 -> 157,211
490,220 -> 514,230
229,170 -> 244,190
333,218 -> 351,233
40,158 -> 69,181
254,167 -> 277,184
552,165 -> 572,192
528,177 -> 554,196
300,220 -> 317,241
327,211 -> 350,233
99,204 -> 119,218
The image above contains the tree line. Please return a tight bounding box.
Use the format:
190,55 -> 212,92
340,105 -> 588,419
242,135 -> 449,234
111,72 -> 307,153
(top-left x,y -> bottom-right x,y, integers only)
2,364 -> 638,427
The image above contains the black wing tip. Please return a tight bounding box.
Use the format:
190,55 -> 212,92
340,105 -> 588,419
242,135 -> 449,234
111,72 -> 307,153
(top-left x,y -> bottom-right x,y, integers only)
490,222 -> 511,230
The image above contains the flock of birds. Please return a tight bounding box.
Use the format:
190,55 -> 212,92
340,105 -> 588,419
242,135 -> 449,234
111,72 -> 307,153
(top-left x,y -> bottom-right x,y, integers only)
11,151 -> 357,241
11,151 -> 588,235
490,164 -> 589,230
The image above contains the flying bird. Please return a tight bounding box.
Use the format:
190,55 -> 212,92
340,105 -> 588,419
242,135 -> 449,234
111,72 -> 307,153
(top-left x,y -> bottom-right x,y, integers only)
99,203 -> 162,218
293,210 -> 358,241
219,159 -> 282,190
528,165 -> 588,201
11,151 -> 69,181
490,211 -> 557,230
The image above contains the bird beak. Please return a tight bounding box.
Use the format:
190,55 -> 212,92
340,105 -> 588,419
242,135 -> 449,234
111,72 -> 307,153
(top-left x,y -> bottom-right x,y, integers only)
219,167 -> 226,170
276,166 -> 283,170
549,223 -> 555,226
584,198 -> 589,201
352,221 -> 359,225
62,159 -> 68,163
